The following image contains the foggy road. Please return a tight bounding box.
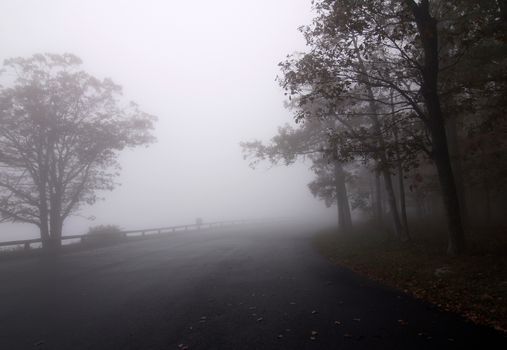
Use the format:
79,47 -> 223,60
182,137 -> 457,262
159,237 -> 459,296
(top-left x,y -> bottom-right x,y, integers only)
0,225 -> 504,350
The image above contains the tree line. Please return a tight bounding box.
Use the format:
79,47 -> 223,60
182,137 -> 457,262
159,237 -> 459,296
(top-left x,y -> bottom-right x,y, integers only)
242,0 -> 506,256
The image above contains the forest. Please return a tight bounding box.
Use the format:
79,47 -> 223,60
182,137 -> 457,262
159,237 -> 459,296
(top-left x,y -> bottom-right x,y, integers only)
242,0 -> 507,256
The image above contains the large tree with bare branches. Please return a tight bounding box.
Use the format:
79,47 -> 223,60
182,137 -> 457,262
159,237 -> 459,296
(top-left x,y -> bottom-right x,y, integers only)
279,0 -> 507,255
0,53 -> 156,249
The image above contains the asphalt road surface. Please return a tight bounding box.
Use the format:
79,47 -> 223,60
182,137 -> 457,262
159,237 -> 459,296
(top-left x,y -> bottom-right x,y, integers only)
0,224 -> 505,349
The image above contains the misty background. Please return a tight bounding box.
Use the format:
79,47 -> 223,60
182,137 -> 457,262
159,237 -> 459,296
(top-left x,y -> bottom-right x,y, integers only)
0,0 -> 336,240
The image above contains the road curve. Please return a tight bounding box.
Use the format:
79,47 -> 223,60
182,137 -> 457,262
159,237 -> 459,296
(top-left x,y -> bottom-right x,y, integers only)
0,224 -> 505,349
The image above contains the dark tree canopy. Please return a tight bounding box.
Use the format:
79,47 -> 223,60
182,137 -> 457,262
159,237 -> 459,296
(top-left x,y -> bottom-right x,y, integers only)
244,0 -> 506,255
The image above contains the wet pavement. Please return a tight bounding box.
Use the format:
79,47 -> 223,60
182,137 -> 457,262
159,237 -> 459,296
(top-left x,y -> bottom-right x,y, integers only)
0,224 -> 505,349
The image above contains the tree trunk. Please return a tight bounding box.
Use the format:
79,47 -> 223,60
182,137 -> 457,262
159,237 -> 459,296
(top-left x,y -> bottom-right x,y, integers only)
49,216 -> 63,250
49,192 -> 63,249
432,142 -> 465,255
334,160 -> 353,232
48,137 -> 63,250
39,221 -> 51,249
445,114 -> 468,231
393,125 -> 410,239
380,166 -> 407,240
36,128 -> 54,250
41,220 -> 60,252
369,109 -> 406,239
397,170 -> 409,238
409,0 -> 466,255
367,171 -> 375,221
38,177 -> 51,249
374,168 -> 383,223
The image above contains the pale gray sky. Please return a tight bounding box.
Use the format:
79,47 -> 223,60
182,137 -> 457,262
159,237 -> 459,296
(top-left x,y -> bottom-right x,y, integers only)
0,0 -> 334,240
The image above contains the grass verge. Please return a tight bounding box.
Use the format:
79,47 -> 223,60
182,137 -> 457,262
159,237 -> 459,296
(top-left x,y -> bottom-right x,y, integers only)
313,221 -> 507,333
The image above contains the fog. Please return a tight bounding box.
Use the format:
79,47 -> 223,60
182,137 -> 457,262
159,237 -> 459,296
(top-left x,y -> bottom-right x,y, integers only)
1,2 -> 505,347
0,0 -> 335,240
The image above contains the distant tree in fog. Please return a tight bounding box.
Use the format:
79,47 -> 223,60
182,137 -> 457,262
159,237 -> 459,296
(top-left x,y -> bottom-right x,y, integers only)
241,118 -> 353,232
0,54 -> 156,250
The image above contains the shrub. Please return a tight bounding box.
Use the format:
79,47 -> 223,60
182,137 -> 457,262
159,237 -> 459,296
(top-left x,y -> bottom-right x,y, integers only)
85,225 -> 124,244
87,225 -> 123,236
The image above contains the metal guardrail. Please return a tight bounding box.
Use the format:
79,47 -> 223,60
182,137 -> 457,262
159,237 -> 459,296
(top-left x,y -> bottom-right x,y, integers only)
0,219 -> 253,251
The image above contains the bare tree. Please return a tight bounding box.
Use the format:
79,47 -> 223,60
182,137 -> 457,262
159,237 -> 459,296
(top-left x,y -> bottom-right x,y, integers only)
0,54 -> 156,250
